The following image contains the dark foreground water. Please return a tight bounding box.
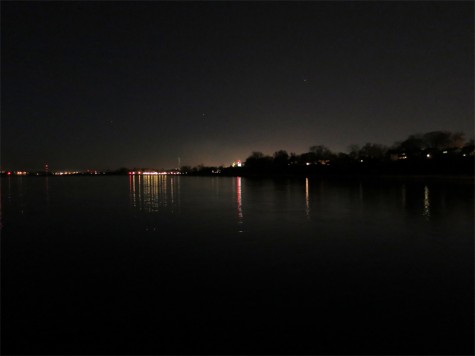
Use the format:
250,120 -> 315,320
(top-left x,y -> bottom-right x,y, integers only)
2,175 -> 474,355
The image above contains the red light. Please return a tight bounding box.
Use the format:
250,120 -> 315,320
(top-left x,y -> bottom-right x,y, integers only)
7,171 -> 11,175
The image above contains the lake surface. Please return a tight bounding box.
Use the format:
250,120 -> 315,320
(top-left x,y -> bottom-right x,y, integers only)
2,175 -> 474,354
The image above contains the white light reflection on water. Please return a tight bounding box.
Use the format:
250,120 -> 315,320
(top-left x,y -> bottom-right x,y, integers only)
423,185 -> 431,220
130,175 -> 180,213
144,175 -> 159,211
236,177 -> 243,232
161,175 -> 167,203
137,174 -> 142,207
170,178 -> 174,206
130,175 -> 136,208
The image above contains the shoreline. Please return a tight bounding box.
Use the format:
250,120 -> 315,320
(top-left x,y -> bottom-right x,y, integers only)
2,173 -> 473,182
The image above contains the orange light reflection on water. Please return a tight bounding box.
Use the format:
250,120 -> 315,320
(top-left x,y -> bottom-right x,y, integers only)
305,177 -> 310,219
236,177 -> 243,231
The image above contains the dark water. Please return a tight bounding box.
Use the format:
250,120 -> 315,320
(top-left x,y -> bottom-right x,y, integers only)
2,175 -> 474,354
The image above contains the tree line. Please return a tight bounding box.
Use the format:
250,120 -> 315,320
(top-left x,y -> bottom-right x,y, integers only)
187,130 -> 474,176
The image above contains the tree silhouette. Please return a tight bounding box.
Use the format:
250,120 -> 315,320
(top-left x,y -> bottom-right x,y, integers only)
348,144 -> 361,159
273,150 -> 289,167
309,145 -> 332,160
359,143 -> 388,160
396,134 -> 425,154
422,131 -> 465,150
245,151 -> 272,170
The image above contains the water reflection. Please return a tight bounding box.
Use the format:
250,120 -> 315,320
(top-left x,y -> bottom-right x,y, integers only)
170,178 -> 175,206
236,177 -> 243,231
45,176 -> 50,206
129,174 -> 180,213
423,185 -> 431,220
305,177 -> 310,219
129,175 -> 135,207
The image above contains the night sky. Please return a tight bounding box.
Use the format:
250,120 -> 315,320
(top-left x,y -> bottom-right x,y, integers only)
2,2 -> 473,170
